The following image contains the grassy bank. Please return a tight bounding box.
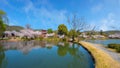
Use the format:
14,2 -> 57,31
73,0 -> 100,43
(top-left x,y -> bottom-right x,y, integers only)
79,41 -> 120,68
43,37 -> 61,43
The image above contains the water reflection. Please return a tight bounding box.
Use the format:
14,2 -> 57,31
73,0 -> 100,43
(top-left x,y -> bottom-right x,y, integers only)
57,42 -> 79,56
0,41 -> 94,68
57,42 -> 93,68
0,41 -> 54,54
0,44 -> 7,68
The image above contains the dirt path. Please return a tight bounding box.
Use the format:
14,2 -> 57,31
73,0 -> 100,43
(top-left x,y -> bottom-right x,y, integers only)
89,42 -> 120,63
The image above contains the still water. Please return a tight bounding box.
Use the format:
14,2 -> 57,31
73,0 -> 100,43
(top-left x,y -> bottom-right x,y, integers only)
0,41 -> 94,68
87,39 -> 120,46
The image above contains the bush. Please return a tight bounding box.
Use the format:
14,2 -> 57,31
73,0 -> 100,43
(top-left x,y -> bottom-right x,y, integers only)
108,43 -> 120,53
38,36 -> 44,41
116,45 -> 120,52
62,38 -> 67,41
108,44 -> 117,49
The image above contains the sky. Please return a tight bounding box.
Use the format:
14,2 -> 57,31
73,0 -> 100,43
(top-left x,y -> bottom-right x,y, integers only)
0,0 -> 120,31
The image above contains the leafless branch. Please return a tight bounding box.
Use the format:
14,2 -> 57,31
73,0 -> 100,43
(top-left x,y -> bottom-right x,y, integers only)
68,14 -> 87,32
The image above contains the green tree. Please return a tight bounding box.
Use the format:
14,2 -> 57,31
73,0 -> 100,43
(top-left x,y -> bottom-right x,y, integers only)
68,29 -> 77,38
0,10 -> 8,24
0,20 -> 6,35
58,24 -> 68,35
47,28 -> 53,34
0,10 -> 8,36
0,10 -> 6,19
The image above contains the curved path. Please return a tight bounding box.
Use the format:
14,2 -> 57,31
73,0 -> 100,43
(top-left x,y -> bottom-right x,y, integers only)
79,41 -> 120,68
90,43 -> 120,63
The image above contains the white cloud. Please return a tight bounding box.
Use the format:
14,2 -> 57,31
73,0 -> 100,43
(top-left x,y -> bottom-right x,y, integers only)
22,0 -> 68,29
91,4 -> 103,13
90,0 -> 120,31
24,1 -> 34,13
100,19 -> 109,31
99,13 -> 120,31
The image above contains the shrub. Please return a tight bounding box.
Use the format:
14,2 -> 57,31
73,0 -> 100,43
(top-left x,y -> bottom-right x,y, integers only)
62,38 -> 67,41
38,36 -> 44,41
108,44 -> 117,49
116,45 -> 120,52
108,43 -> 120,53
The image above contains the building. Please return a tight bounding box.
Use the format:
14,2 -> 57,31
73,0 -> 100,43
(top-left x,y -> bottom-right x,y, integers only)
46,33 -> 55,37
41,30 -> 47,37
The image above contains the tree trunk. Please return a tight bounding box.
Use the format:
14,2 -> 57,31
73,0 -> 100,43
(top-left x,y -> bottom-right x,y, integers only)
72,35 -> 75,42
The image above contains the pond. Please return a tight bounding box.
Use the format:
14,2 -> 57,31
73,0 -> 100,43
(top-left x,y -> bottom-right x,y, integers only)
87,39 -> 120,46
0,41 -> 94,68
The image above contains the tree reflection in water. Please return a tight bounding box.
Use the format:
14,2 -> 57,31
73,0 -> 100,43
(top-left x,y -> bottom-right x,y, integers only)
57,42 -> 69,56
0,43 -> 7,68
57,42 -> 90,68
57,42 -> 79,56
0,41 -> 55,55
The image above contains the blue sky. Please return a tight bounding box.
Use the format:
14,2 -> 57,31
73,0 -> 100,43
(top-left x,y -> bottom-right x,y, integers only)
0,0 -> 120,31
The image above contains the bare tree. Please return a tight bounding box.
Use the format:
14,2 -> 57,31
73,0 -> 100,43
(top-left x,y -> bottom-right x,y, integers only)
87,25 -> 97,35
68,14 -> 87,41
26,24 -> 31,29
68,14 -> 86,32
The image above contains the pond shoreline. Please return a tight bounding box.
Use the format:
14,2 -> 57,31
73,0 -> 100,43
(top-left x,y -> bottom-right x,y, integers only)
79,44 -> 96,68
78,41 -> 120,68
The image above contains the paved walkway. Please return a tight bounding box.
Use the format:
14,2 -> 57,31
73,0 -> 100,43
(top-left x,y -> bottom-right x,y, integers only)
90,42 -> 120,63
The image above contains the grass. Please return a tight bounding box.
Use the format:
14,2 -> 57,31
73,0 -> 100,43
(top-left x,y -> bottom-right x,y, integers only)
0,38 -> 9,40
43,37 -> 61,42
79,41 -> 120,68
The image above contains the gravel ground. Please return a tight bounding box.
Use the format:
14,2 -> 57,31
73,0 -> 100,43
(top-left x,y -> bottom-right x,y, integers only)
90,43 -> 120,63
